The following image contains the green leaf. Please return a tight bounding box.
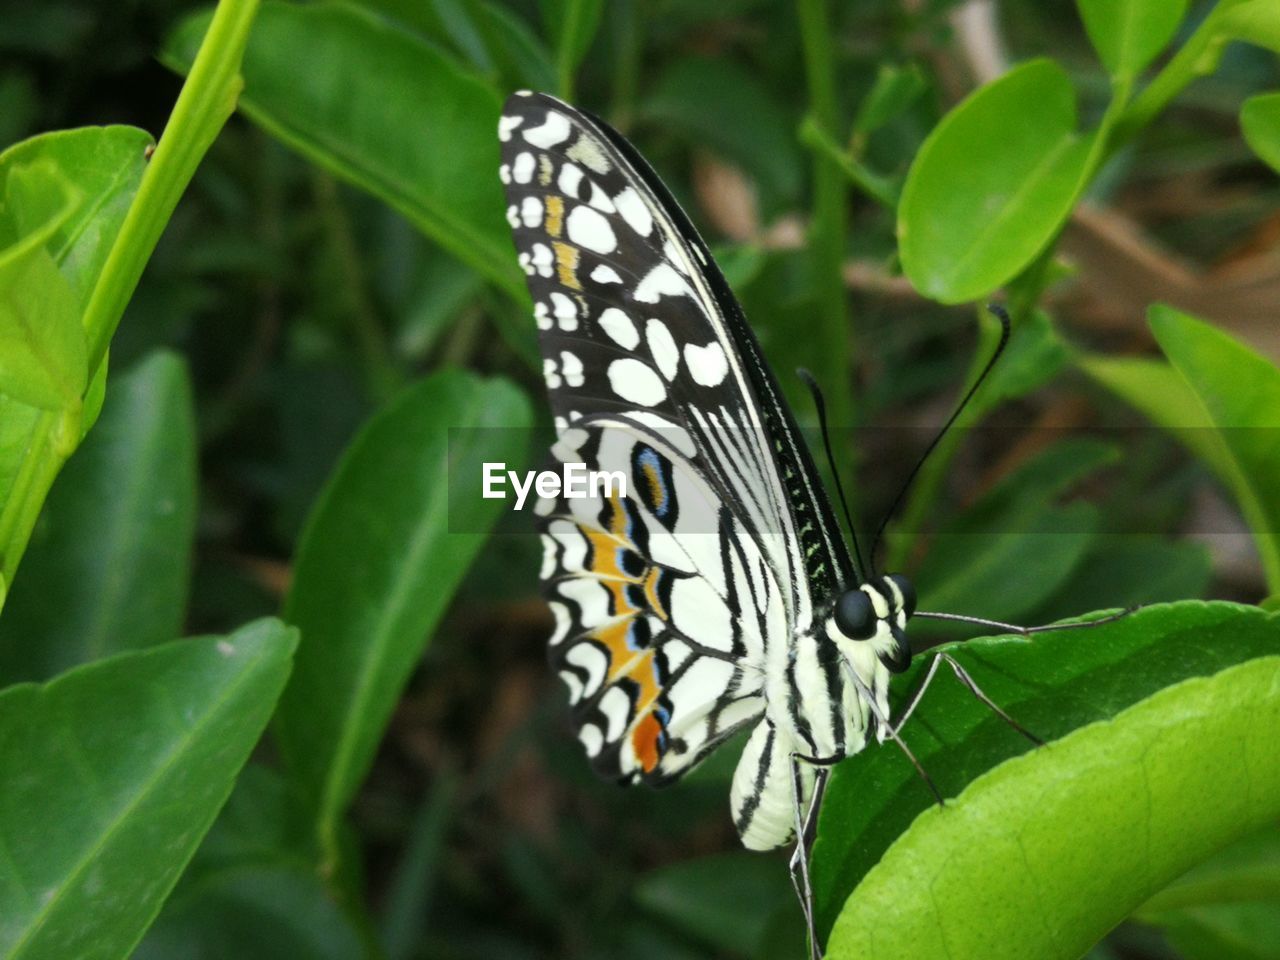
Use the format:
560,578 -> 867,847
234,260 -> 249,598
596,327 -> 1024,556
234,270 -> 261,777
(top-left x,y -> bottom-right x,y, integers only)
915,438 -> 1113,627
1138,824 -> 1280,915
1155,903 -> 1280,960
825,653 -> 1280,959
274,370 -> 531,870
1076,0 -> 1189,81
812,601 -> 1280,939
0,160 -> 88,410
1148,306 -> 1280,597
541,0 -> 603,101
1219,0 -> 1280,56
1241,92 -> 1280,175
0,352 -> 197,683
0,618 -> 298,960
137,766 -> 363,960
633,852 -> 791,956
899,59 -> 1095,303
641,56 -> 803,206
161,1 -> 524,302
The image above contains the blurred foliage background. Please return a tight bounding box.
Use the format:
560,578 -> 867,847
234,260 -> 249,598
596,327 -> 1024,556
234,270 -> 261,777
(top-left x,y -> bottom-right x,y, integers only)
1,0 -> 1279,958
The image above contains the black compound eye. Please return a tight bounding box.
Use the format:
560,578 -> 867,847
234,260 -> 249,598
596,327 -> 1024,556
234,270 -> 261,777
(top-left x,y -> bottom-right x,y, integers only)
888,574 -> 917,617
835,590 -> 877,640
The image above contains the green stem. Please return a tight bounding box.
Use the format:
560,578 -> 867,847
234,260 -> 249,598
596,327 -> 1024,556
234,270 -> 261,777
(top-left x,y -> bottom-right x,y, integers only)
797,0 -> 853,444
84,0 -> 262,373
799,116 -> 899,209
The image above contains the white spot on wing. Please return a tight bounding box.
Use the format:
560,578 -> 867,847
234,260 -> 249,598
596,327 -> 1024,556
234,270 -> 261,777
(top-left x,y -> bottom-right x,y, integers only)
599,686 -> 633,742
523,110 -> 571,148
534,301 -> 551,330
634,263 -> 691,303
566,205 -> 617,254
543,357 -> 561,389
579,722 -> 604,756
684,342 -> 729,387
549,291 -> 578,331
560,350 -> 584,387
567,134 -> 611,174
646,319 -> 680,380
499,164 -> 511,185
591,264 -> 623,284
566,639 -> 608,696
498,114 -> 524,141
599,307 -> 639,349
520,196 -> 543,228
558,163 -> 584,198
531,243 -> 553,277
512,152 -> 535,184
608,358 -> 666,407
615,187 -> 653,237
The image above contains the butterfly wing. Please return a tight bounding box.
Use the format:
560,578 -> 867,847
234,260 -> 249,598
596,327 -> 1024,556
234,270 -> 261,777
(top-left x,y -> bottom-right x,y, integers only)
501,92 -> 850,845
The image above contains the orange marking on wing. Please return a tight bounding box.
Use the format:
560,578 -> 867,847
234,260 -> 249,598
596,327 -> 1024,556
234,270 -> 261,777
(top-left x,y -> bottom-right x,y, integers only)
632,712 -> 663,773
642,567 -> 667,619
584,529 -> 635,581
545,195 -> 565,236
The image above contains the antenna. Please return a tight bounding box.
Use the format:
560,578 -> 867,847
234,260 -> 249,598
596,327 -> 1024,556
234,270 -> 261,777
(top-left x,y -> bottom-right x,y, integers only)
797,367 -> 867,583
869,304 -> 1013,574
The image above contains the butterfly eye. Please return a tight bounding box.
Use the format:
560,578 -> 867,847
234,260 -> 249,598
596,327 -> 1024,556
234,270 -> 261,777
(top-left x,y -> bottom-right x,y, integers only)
888,574 -> 917,617
835,590 -> 877,640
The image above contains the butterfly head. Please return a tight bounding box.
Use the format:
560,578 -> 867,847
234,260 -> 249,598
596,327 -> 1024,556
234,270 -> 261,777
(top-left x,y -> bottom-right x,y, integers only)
831,575 -> 916,673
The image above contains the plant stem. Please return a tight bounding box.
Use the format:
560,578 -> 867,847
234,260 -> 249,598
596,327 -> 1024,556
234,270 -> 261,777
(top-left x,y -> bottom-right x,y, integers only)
799,116 -> 899,209
83,0 -> 262,374
797,0 -> 853,446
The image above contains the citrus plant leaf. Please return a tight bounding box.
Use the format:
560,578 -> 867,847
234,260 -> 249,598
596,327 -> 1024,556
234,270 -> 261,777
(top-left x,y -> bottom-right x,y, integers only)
0,618 -> 298,960
273,370 -> 531,870
1148,305 -> 1280,598
161,1 -> 524,301
899,59 -> 1094,303
825,654 -> 1280,959
1241,92 -> 1280,174
812,601 -> 1280,938
1076,0 -> 1189,82
0,352 -> 197,683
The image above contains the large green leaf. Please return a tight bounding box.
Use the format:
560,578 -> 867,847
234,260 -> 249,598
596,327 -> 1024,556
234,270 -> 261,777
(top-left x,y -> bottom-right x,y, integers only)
899,59 -> 1094,303
274,370 -> 531,869
0,352 -> 196,683
0,618 -> 297,960
1148,306 -> 1280,598
825,654 -> 1280,959
541,0 -> 603,100
812,601 -> 1280,939
161,1 -> 524,301
1076,0 -> 1189,82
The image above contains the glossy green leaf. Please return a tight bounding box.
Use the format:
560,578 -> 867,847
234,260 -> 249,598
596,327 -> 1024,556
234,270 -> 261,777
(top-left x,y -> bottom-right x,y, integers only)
1077,0 -> 1188,81
899,59 -> 1094,303
0,125 -> 152,603
825,653 -> 1280,959
274,370 -> 531,869
634,852 -> 791,956
0,161 -> 87,410
915,438 -> 1113,626
0,352 -> 196,683
641,57 -> 803,206
812,601 -> 1280,939
0,618 -> 297,960
1138,824 -> 1280,915
1149,306 -> 1280,597
1155,903 -> 1280,960
162,1 -> 522,302
137,766 -> 362,960
1241,92 -> 1280,174
1219,0 -> 1280,56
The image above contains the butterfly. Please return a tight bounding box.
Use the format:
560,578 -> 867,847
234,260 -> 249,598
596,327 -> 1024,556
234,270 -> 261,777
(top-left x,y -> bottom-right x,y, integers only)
497,90 -> 1123,955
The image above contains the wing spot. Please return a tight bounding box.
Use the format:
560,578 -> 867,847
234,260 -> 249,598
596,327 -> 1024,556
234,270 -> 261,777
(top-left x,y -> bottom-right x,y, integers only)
607,358 -> 666,407
566,205 -> 617,254
599,307 -> 639,349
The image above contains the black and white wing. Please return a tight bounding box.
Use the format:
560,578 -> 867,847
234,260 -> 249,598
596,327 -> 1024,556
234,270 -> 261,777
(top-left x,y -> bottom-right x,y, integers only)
500,92 -> 855,848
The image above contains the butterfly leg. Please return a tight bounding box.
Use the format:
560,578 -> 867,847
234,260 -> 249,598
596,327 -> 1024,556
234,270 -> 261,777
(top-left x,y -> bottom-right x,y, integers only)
789,758 -> 828,960
842,662 -> 945,807
892,651 -> 1043,746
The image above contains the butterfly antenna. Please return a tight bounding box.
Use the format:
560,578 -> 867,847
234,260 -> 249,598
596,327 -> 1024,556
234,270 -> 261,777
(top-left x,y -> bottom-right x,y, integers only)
797,367 -> 868,583
868,304 -> 1013,574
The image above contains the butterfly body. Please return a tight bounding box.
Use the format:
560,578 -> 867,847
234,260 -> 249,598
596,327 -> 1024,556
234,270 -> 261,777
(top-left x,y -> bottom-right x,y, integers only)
499,91 -> 916,851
